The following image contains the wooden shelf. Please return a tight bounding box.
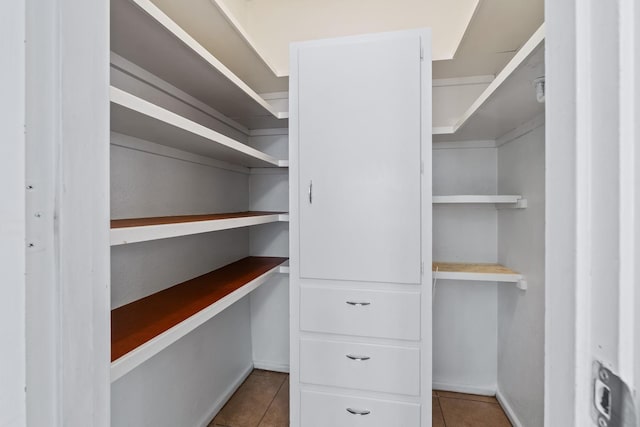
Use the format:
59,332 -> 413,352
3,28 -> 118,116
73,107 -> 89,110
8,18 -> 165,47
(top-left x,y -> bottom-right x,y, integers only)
111,211 -> 288,246
432,262 -> 526,289
111,256 -> 288,382
433,25 -> 545,142
111,0 -> 286,129
111,87 -> 286,168
433,195 -> 525,206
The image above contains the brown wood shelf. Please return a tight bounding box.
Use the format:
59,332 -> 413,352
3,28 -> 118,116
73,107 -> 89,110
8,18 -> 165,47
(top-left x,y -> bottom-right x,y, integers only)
432,262 -> 519,275
111,211 -> 286,228
111,256 -> 287,365
432,261 -> 525,289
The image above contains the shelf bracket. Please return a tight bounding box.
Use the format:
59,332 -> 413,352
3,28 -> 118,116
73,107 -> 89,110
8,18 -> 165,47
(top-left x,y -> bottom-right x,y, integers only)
516,278 -> 528,291
496,198 -> 528,210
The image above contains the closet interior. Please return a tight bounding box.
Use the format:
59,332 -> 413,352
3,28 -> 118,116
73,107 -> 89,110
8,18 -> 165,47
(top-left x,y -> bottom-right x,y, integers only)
108,0 -> 546,425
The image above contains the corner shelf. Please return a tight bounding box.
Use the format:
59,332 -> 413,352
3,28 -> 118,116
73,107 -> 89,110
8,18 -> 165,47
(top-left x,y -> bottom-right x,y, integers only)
111,256 -> 288,382
433,24 -> 545,142
111,0 -> 286,129
111,87 -> 285,168
111,211 -> 289,246
433,195 -> 527,208
432,262 -> 527,290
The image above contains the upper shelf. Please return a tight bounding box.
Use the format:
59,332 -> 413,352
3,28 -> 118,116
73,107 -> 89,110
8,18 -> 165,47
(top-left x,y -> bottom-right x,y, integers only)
433,195 -> 527,208
432,262 -> 527,290
111,211 -> 289,246
433,25 -> 545,142
111,0 -> 286,130
111,87 -> 287,168
111,256 -> 288,382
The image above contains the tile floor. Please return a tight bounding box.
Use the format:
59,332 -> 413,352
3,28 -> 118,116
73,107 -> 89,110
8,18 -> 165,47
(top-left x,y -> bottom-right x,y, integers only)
209,369 -> 512,427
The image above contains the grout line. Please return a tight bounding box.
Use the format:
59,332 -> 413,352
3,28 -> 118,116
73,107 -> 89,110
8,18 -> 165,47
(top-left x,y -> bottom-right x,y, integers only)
436,395 -> 448,427
255,374 -> 288,427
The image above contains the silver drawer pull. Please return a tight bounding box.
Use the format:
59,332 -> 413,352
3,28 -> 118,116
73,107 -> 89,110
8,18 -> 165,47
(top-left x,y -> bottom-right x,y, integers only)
346,408 -> 371,416
346,301 -> 370,306
346,354 -> 370,361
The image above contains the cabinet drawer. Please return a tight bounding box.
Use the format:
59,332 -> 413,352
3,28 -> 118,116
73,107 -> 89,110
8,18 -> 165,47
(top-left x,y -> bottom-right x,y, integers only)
301,390 -> 420,427
300,338 -> 420,395
300,285 -> 421,340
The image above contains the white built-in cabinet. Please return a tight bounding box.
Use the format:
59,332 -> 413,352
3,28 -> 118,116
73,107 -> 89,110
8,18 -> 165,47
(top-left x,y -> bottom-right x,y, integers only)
290,31 -> 432,426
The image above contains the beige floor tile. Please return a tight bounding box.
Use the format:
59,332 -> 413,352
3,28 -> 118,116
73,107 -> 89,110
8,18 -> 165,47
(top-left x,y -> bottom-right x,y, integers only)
432,397 -> 446,427
439,397 -> 512,427
210,372 -> 286,427
437,390 -> 499,404
258,378 -> 289,427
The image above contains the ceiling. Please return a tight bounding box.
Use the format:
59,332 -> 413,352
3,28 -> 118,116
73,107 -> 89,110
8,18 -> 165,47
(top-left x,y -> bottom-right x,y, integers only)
149,0 -> 544,92
216,0 -> 480,76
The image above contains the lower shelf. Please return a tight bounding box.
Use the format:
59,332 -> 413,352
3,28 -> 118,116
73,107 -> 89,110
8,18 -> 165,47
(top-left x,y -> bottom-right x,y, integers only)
432,262 -> 527,290
111,256 -> 288,382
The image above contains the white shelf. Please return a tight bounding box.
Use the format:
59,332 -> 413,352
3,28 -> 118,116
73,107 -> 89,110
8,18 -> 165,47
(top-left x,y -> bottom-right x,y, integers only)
432,262 -> 527,290
434,25 -> 545,142
111,0 -> 286,129
111,212 -> 289,246
277,260 -> 290,274
111,87 -> 286,168
433,195 -> 526,208
111,257 -> 288,382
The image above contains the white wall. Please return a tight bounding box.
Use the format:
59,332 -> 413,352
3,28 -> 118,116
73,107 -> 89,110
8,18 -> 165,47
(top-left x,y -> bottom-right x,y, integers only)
497,122 -> 545,427
1,0 -> 26,425
432,145 -> 499,394
247,132 -> 290,371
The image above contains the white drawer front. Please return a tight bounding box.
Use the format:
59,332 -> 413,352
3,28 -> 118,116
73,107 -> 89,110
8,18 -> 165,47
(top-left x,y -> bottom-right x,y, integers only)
301,390 -> 421,427
300,338 -> 420,396
300,286 -> 421,340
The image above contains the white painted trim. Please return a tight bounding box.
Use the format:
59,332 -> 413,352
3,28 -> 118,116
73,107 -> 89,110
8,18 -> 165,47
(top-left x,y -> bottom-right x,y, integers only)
277,260 -> 290,274
259,91 -> 289,100
252,361 -> 290,373
433,271 -> 523,284
111,132 -> 250,175
194,363 -> 253,427
126,0 -> 281,118
433,195 -> 522,204
496,113 -> 545,147
249,128 -> 290,137
110,52 -> 250,136
496,389 -> 525,427
432,126 -> 455,135
432,381 -> 496,397
432,75 -> 494,87
111,265 -> 282,382
110,87 -> 282,167
250,167 -> 289,176
432,140 -> 497,150
111,213 -> 289,246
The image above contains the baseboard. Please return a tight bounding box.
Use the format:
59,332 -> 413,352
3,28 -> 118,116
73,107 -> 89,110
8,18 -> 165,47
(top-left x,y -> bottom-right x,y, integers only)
432,381 -> 497,397
253,360 -> 290,373
496,388 -> 525,427
196,363 -> 254,427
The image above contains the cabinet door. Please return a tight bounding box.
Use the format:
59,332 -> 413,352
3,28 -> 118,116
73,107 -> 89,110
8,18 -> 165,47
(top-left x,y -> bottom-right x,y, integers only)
298,34 -> 423,284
